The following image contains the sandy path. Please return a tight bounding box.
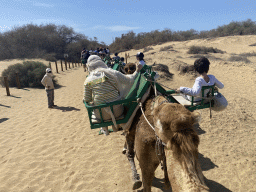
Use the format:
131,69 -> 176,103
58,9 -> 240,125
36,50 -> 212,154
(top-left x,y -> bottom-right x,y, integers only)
0,66 -> 139,192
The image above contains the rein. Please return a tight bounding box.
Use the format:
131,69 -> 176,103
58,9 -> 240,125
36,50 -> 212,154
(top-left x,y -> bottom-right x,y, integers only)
138,97 -> 168,171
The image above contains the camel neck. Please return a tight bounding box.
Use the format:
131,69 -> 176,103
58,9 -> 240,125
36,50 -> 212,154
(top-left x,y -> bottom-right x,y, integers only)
167,151 -> 209,192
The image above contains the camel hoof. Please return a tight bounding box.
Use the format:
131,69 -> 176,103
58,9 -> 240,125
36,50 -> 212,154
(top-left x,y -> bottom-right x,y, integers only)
132,180 -> 142,190
122,148 -> 127,155
112,125 -> 118,132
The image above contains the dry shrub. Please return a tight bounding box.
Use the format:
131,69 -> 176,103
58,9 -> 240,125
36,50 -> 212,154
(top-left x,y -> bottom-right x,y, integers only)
0,61 -> 58,88
152,63 -> 173,80
239,52 -> 256,57
171,60 -> 196,76
228,56 -> 251,63
188,46 -> 225,54
143,47 -> 154,52
160,45 -> 173,52
249,43 -> 256,46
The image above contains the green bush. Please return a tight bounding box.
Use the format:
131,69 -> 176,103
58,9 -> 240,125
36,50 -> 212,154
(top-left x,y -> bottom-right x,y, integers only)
187,46 -> 225,54
0,61 -> 57,88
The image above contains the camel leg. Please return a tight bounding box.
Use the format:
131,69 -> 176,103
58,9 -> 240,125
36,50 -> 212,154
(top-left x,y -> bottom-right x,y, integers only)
163,155 -> 171,189
122,141 -> 127,154
128,156 -> 142,190
140,161 -> 158,192
125,127 -> 142,190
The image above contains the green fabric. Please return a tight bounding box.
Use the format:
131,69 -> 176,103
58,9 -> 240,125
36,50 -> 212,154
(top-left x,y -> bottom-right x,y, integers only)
82,59 -> 87,64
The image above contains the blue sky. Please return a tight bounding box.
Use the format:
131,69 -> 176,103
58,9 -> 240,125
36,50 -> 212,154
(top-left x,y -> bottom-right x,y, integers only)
0,0 -> 256,45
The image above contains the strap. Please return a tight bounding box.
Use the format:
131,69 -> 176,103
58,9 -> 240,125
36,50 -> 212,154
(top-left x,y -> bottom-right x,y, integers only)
102,107 -> 118,129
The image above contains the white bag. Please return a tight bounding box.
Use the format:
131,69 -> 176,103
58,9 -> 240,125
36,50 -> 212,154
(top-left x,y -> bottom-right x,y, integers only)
212,93 -> 228,111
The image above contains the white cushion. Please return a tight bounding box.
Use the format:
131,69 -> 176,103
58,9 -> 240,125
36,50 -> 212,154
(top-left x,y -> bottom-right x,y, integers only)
172,95 -> 198,106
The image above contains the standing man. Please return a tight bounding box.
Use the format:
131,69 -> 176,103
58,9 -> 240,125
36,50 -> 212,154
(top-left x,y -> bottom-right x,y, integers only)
41,68 -> 56,108
81,50 -> 90,72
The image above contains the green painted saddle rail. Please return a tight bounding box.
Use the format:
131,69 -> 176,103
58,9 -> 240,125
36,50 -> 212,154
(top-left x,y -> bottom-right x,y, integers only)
84,66 -> 154,129
84,65 -> 216,129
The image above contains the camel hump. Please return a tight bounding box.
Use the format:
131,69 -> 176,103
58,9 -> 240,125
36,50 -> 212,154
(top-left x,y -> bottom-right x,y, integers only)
156,103 -> 201,133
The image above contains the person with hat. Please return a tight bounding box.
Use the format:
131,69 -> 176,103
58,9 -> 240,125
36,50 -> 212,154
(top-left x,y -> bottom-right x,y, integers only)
41,68 -> 56,108
81,50 -> 90,72
136,52 -> 145,66
99,50 -> 106,60
83,55 -> 142,135
112,52 -> 120,62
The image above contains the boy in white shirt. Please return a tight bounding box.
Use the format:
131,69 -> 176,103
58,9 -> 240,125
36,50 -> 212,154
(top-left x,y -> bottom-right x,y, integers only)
176,57 -> 224,101
136,52 -> 146,66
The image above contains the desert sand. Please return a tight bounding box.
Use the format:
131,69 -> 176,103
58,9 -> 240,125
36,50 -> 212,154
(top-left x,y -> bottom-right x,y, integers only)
0,35 -> 255,192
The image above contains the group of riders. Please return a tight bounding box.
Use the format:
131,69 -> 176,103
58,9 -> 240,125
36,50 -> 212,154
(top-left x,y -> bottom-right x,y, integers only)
81,47 -> 131,72
82,47 -> 226,190
83,49 -> 225,136
82,48 -> 146,135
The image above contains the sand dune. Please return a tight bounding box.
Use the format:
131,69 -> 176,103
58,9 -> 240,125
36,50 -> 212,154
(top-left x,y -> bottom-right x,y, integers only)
0,35 -> 255,192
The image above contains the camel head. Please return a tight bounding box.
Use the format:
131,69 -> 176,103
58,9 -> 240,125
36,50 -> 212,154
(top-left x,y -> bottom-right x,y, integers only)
151,96 -> 201,150
151,96 -> 209,191
124,63 -> 136,74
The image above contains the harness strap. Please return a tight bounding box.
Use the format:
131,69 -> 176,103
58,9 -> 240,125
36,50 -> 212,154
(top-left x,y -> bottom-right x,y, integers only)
102,107 -> 118,129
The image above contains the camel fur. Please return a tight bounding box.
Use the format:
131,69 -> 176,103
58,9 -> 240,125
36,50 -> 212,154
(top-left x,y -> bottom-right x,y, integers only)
132,95 -> 209,192
124,63 -> 136,74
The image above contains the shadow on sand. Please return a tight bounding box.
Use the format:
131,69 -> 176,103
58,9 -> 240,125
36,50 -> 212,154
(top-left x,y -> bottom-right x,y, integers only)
194,123 -> 206,135
136,153 -> 231,192
54,106 -> 80,112
9,95 -> 22,98
0,104 -> 11,108
0,118 -> 9,123
199,153 -> 218,171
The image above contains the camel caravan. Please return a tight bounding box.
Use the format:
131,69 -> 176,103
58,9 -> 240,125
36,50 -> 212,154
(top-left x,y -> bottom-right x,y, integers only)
83,52 -> 227,191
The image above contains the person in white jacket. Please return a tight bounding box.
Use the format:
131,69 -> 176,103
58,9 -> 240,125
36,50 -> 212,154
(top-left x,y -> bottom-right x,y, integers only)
41,68 -> 56,108
84,55 -> 142,135
176,57 -> 224,101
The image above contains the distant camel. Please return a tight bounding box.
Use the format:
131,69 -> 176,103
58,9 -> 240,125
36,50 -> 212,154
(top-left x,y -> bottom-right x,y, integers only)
126,95 -> 209,191
124,63 -> 136,74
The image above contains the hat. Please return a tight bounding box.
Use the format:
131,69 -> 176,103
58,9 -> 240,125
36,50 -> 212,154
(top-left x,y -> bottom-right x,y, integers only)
87,55 -> 108,72
46,68 -> 52,73
136,52 -> 144,58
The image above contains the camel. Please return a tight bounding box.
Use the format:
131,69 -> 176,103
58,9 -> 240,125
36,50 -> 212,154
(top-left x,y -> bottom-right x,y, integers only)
124,63 -> 136,74
125,95 -> 209,191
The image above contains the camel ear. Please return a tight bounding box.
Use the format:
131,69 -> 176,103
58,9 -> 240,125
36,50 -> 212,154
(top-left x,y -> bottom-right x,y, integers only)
192,111 -> 201,124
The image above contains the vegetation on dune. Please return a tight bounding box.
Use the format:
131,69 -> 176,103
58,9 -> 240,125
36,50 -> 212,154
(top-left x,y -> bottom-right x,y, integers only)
228,55 -> 251,63
1,19 -> 256,62
159,45 -> 173,52
0,24 -> 105,62
109,19 -> 256,53
143,47 -> 154,52
187,46 -> 225,54
0,61 -> 58,88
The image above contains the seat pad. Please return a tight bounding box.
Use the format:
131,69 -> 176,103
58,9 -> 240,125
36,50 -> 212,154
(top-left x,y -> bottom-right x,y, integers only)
172,95 -> 200,106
